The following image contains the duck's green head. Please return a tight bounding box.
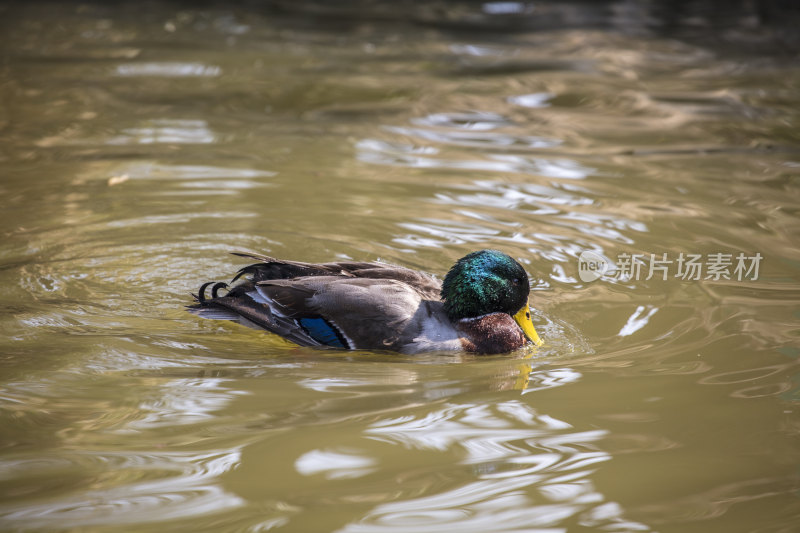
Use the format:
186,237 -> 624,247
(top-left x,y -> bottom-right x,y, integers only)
442,249 -> 542,346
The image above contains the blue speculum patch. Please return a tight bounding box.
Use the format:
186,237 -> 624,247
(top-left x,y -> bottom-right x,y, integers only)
298,317 -> 348,348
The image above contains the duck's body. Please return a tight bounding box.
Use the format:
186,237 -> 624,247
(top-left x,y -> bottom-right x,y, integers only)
188,250 -> 542,354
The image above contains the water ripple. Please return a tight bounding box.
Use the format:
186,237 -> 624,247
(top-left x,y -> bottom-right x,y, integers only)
126,377 -> 247,429
385,126 -> 560,150
105,119 -> 217,145
105,162 -> 276,181
346,400 -> 650,532
411,111 -> 512,131
0,448 -> 243,529
356,106 -> 650,274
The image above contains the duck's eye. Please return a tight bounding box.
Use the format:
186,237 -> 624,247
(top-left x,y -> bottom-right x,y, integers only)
512,278 -> 520,285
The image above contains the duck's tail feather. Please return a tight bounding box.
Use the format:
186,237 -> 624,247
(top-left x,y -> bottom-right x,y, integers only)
230,252 -> 329,281
186,305 -> 243,322
229,251 -> 380,283
188,280 -> 325,348
230,251 -> 276,263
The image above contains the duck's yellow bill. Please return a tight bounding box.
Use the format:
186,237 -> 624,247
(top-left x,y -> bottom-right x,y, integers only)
513,299 -> 543,347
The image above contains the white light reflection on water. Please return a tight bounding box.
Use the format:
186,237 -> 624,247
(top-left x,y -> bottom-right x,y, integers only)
105,162 -> 276,181
481,2 -> 530,15
394,219 -> 501,248
618,305 -> 659,338
104,210 -> 257,229
384,126 -> 560,150
34,119 -> 217,148
296,449 -> 377,479
94,162 -> 276,196
115,62 -> 222,77
411,111 -> 512,131
489,155 -> 594,179
339,397 -> 650,533
435,180 -> 594,210
522,367 -> 582,393
508,92 -> 554,108
357,141 -> 584,176
0,448 -> 244,529
126,377 -> 248,429
106,119 -> 217,145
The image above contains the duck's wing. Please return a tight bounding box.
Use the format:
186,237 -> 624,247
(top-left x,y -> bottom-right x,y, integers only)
257,276 -> 439,350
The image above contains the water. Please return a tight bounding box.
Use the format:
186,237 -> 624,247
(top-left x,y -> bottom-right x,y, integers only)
1,1 -> 799,531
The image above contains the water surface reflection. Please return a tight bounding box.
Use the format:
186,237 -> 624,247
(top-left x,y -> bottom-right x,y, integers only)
1,0 -> 799,531
0,448 -> 243,528
338,397 -> 650,532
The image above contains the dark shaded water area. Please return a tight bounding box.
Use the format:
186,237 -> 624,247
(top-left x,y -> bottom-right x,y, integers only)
1,1 -> 799,531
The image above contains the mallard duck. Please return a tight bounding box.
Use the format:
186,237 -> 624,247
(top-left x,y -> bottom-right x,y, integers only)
188,249 -> 542,354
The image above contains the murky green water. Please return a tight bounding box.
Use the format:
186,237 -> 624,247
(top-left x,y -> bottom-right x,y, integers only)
1,1 -> 799,531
